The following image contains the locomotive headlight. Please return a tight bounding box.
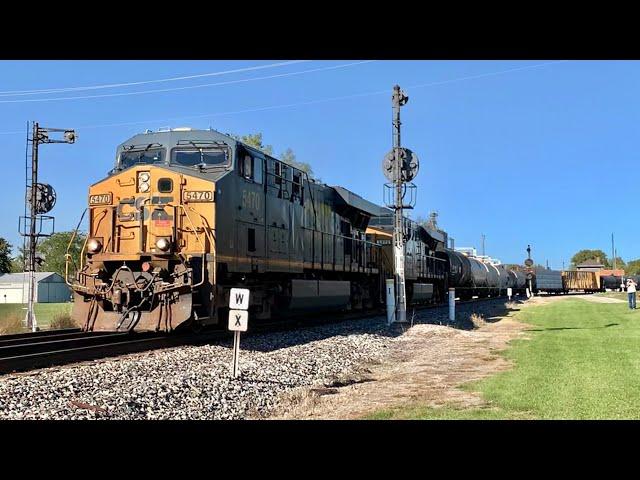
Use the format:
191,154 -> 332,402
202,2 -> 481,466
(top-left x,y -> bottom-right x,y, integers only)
138,171 -> 151,193
155,237 -> 171,252
87,237 -> 102,254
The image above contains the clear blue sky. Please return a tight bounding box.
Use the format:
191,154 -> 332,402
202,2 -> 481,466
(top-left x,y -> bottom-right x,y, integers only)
0,60 -> 636,268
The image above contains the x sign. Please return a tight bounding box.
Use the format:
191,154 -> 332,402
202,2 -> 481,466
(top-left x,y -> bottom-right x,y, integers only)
228,309 -> 248,332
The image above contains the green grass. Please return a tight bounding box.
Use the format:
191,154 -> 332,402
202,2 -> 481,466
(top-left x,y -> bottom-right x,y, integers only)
369,298 -> 640,419
0,303 -> 73,330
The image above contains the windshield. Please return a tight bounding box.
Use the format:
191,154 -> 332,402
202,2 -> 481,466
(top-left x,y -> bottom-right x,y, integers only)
171,148 -> 228,167
119,148 -> 165,169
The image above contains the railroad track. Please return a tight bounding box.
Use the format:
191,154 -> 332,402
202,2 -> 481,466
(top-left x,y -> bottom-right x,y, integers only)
0,294 -> 519,375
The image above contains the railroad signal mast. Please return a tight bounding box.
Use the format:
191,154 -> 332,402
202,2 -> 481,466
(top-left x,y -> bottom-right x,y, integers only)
382,85 -> 419,324
19,122 -> 76,331
524,244 -> 534,296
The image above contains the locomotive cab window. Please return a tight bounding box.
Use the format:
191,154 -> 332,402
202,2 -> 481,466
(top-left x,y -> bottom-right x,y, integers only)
240,155 -> 263,184
171,148 -> 228,167
119,148 -> 165,169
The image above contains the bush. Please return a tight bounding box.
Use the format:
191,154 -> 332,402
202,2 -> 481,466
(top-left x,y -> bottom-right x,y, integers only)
49,312 -> 78,330
470,313 -> 486,329
0,314 -> 26,335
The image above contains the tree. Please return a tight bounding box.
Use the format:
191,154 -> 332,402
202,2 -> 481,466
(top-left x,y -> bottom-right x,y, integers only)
11,252 -> 24,273
32,231 -> 86,278
606,256 -> 626,270
279,147 -> 315,178
570,249 -> 609,268
231,132 -> 318,179
625,259 -> 640,275
0,237 -> 12,273
229,132 -> 274,156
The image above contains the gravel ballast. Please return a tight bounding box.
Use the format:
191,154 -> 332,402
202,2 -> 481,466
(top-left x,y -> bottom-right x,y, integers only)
0,297 -> 521,419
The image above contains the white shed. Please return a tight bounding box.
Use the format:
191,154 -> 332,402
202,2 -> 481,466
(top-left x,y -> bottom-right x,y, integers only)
0,272 -> 72,304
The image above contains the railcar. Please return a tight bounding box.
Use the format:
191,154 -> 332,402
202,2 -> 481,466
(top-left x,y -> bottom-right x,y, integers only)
561,270 -> 601,293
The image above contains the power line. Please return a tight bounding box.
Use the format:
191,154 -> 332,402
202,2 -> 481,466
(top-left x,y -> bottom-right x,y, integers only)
0,61 -> 375,104
0,60 -> 310,97
0,60 -> 567,134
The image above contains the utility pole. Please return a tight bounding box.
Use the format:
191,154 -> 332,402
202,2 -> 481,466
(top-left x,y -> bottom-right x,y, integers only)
382,85 -> 419,325
19,122 -> 76,331
612,233 -> 616,271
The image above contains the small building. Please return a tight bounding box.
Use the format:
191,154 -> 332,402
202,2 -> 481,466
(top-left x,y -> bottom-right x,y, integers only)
599,269 -> 625,277
575,259 -> 606,272
0,272 -> 71,304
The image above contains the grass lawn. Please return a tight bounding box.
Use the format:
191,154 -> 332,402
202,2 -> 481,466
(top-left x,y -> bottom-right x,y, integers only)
0,303 -> 73,330
370,297 -> 640,419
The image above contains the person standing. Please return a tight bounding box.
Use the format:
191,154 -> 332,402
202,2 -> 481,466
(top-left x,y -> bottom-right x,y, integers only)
626,278 -> 637,310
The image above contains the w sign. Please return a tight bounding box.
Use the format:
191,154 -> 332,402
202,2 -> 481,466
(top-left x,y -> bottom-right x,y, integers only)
229,288 -> 250,310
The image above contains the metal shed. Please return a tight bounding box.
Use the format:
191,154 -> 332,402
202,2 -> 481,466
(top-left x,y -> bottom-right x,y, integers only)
0,272 -> 71,304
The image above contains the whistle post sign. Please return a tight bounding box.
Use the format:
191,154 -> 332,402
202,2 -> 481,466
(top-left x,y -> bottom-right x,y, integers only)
228,288 -> 250,378
228,309 -> 248,332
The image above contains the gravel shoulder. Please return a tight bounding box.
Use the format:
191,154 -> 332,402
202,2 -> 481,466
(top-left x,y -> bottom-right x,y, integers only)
0,296 -> 540,420
269,298 -> 554,419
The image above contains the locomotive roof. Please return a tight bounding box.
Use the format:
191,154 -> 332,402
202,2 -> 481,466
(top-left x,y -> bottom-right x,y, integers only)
116,128 -> 239,155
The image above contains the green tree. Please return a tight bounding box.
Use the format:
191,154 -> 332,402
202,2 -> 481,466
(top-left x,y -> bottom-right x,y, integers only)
0,237 -> 12,273
570,249 -> 609,268
625,259 -> 640,275
606,256 -> 626,270
280,148 -> 315,177
11,252 -> 24,273
231,132 -> 319,180
35,231 -> 87,278
230,132 -> 274,156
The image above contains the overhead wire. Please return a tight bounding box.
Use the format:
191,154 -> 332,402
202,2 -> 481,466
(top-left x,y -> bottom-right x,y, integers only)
0,60 -> 309,97
0,60 -> 566,135
0,61 -> 375,104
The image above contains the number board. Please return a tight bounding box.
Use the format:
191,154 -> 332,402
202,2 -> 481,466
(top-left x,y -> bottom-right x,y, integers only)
228,309 -> 248,332
89,193 -> 112,205
183,190 -> 214,203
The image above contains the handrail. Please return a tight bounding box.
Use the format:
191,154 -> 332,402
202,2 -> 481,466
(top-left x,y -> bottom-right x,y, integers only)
165,202 -> 207,289
64,208 -> 88,287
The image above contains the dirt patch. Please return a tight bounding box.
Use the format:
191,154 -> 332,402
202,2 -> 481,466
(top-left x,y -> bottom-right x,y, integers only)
269,301 -> 543,420
578,295 -> 625,304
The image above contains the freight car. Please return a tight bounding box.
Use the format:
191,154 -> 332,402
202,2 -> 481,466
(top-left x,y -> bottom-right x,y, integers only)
561,270 -> 601,293
67,128 -> 527,333
532,267 -> 564,294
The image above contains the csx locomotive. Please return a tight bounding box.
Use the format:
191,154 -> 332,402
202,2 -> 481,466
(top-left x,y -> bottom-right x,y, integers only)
68,128 -> 526,332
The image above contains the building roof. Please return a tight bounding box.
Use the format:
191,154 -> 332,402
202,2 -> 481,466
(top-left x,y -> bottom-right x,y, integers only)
576,260 -> 605,267
0,272 -> 64,284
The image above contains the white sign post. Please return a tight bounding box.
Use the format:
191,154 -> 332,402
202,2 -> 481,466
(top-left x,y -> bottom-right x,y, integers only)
228,288 -> 250,379
507,287 -> 513,301
448,288 -> 455,322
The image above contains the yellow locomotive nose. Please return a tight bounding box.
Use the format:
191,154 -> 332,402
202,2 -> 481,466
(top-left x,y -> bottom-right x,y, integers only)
73,162 -> 216,332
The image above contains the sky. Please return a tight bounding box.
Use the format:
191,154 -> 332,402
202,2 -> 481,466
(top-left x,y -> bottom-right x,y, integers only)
0,59 -> 637,269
